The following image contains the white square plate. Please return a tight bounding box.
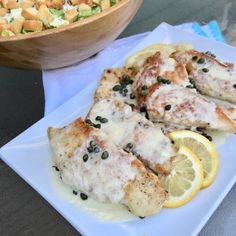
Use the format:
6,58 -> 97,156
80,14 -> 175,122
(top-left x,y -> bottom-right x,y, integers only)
1,23 -> 236,236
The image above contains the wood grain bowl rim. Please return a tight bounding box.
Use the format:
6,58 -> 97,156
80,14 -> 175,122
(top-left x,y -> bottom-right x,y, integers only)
0,0 -> 142,42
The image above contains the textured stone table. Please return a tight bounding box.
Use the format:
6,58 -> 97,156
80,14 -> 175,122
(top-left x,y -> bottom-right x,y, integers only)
1,0 -> 236,235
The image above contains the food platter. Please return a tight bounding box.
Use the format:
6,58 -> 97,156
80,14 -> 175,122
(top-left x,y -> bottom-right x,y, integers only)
1,23 -> 236,236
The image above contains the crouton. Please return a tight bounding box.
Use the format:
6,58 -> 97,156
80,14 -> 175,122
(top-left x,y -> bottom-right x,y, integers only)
37,4 -> 53,26
79,0 -> 93,5
100,0 -> 110,10
92,0 -> 100,4
78,3 -> 91,11
10,17 -> 25,34
21,0 -> 34,8
35,0 -> 46,9
70,0 -> 79,6
0,22 -> 10,32
46,0 -> 64,9
64,9 -> 78,23
0,7 -> 8,16
7,0 -> 19,9
1,0 -> 8,9
23,19 -> 43,31
22,7 -> 38,20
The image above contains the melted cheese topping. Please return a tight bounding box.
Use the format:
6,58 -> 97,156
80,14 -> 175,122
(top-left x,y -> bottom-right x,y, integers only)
88,100 -> 175,166
55,131 -> 137,203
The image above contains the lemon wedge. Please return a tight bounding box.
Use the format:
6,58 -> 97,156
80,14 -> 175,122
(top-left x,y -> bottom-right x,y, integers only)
125,43 -> 193,69
168,130 -> 219,188
159,146 -> 204,208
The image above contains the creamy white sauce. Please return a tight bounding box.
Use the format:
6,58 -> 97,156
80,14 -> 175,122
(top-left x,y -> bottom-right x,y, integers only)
159,58 -> 175,75
88,100 -> 175,165
49,160 -> 136,222
206,131 -> 230,147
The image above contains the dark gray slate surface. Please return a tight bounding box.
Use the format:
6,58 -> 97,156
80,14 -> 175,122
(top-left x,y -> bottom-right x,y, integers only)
1,0 -> 236,235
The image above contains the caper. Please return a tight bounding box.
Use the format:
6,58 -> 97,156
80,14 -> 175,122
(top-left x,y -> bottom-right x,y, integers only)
186,85 -> 194,89
83,154 -> 89,162
100,118 -> 108,123
101,151 -> 109,160
202,68 -> 209,73
87,146 -> 93,153
112,85 -> 122,91
90,140 -> 96,147
85,119 -> 93,126
192,56 -> 198,61
197,58 -> 205,64
94,124 -> 101,129
140,86 -> 148,96
52,166 -> 59,171
80,192 -> 88,200
121,76 -> 130,86
164,104 -> 172,111
129,104 -> 135,110
95,116 -> 102,121
130,93 -> 136,99
126,143 -> 133,149
94,147 -> 100,153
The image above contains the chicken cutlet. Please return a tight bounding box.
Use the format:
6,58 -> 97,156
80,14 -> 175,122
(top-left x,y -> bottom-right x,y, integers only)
87,99 -> 176,171
48,118 -> 167,217
172,50 -> 236,104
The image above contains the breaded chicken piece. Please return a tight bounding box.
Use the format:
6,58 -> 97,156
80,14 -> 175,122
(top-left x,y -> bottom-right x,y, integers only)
141,84 -> 236,132
87,99 -> 176,171
48,118 -> 167,217
172,50 -> 236,104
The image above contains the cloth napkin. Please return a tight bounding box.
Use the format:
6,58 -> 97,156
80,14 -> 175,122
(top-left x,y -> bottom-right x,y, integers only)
43,21 -> 225,116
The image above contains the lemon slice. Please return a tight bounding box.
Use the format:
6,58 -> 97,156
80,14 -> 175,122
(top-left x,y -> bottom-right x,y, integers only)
159,146 -> 204,208
168,130 -> 219,188
125,43 -> 193,69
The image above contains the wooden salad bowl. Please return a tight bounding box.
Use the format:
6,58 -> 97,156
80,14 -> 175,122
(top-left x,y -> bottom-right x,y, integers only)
0,0 -> 142,70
